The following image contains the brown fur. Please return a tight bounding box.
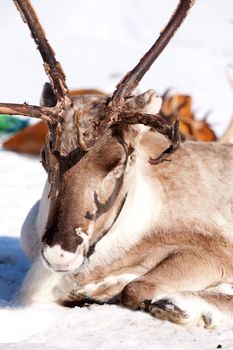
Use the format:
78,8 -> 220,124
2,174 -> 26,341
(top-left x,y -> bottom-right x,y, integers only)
55,130 -> 233,328
20,92 -> 233,328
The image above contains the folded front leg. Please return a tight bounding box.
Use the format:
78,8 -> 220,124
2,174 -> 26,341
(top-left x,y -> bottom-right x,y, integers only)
121,248 -> 224,312
145,283 -> 233,329
58,272 -> 139,307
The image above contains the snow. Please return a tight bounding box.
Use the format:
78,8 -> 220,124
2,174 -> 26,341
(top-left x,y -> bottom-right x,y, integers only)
0,0 -> 233,349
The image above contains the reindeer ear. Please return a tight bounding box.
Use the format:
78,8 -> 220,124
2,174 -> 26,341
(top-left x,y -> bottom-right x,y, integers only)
96,139 -> 127,205
125,89 -> 162,115
103,127 -> 129,173
40,82 -> 57,107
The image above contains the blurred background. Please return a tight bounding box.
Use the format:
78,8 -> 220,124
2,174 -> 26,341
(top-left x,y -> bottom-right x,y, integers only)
0,0 -> 233,136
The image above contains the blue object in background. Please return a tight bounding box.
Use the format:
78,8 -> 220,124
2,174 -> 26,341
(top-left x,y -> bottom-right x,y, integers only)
0,114 -> 29,134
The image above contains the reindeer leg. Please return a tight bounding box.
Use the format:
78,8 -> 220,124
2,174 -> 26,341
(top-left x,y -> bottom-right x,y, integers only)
58,273 -> 135,307
147,284 -> 233,329
58,247 -> 226,310
121,249 -> 225,316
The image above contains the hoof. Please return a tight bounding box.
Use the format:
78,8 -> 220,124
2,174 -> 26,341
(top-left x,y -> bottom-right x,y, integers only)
149,298 -> 188,325
201,312 -> 214,330
140,299 -> 152,312
58,293 -> 104,308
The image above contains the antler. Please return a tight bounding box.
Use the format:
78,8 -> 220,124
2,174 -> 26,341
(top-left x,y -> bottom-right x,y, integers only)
118,112 -> 183,164
110,0 -> 195,108
1,0 -> 195,171
0,0 -> 75,199
13,0 -> 69,102
0,103 -> 52,122
96,0 -> 195,163
0,0 -> 71,121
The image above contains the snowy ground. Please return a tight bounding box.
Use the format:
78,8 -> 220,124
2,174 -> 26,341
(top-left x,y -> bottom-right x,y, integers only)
0,0 -> 233,349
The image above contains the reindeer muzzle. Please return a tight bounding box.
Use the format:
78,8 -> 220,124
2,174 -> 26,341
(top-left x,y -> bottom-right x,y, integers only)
41,228 -> 89,272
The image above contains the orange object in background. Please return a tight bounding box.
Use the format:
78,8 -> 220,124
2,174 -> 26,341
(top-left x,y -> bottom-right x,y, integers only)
161,94 -> 217,142
69,88 -> 106,97
3,121 -> 47,155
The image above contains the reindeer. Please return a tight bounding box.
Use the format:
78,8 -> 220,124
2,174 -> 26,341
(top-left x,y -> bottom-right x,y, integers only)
2,0 -> 233,330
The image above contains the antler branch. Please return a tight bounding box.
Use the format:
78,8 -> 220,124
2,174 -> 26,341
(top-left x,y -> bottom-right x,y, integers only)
110,0 -> 195,108
0,0 -> 71,119
0,0 -> 75,200
13,0 -> 70,103
118,112 -> 184,164
1,0 -> 194,175
93,0 -> 195,163
0,103 -> 53,122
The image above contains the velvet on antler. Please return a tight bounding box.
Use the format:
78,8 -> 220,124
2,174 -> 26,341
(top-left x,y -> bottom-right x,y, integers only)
0,0 -> 196,174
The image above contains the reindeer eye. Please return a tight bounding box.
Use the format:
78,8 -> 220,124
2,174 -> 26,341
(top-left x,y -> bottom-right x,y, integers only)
85,211 -> 95,220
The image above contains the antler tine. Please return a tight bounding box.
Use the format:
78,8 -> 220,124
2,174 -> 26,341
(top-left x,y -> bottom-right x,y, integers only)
110,0 -> 195,108
13,0 -> 70,104
0,103 -> 52,122
118,111 -> 184,164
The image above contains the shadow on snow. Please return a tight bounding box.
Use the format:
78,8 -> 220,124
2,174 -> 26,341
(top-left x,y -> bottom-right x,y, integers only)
0,236 -> 30,303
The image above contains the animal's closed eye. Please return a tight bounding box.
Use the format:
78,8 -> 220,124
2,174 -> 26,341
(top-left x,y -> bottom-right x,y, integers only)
85,211 -> 95,220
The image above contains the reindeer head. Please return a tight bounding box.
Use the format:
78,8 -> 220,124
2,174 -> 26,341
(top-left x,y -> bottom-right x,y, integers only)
41,127 -> 129,271
0,0 -> 195,272
41,89 -> 165,271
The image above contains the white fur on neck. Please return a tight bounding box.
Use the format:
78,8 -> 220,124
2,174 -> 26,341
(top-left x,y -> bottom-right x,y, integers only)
36,180 -> 51,239
83,159 -> 163,271
20,180 -> 51,261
